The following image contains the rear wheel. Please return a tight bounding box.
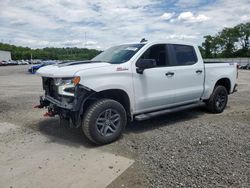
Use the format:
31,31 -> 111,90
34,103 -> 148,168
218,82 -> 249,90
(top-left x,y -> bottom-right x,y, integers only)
206,85 -> 228,113
82,99 -> 127,145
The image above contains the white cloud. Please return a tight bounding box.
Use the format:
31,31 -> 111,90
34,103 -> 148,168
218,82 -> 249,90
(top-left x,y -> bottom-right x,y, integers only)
241,15 -> 250,22
178,12 -> 210,23
166,34 -> 197,40
62,40 -> 84,46
86,40 -> 98,46
0,0 -> 249,50
160,12 -> 175,20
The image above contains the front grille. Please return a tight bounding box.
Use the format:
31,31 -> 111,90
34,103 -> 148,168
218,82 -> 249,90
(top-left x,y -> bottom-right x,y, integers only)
42,77 -> 59,100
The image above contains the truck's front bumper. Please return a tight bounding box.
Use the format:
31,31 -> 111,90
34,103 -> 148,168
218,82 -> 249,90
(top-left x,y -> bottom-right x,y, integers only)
44,95 -> 73,110
37,84 -> 95,126
40,84 -> 94,112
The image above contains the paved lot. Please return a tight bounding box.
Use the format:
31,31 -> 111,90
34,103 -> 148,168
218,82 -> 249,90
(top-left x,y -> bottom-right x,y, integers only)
0,65 -> 249,188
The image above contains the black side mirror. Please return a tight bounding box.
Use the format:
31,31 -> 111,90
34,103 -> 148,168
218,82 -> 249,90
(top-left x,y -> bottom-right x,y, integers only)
136,59 -> 157,74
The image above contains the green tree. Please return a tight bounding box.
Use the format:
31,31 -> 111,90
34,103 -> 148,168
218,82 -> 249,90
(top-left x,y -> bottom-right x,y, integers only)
234,23 -> 250,56
201,35 -> 213,58
200,22 -> 250,58
218,27 -> 238,57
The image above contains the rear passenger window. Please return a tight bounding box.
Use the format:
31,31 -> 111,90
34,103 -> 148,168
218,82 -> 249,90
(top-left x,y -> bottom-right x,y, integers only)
172,44 -> 197,66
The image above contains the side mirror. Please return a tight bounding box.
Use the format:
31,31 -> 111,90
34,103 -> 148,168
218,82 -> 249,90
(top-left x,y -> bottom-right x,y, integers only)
136,59 -> 157,74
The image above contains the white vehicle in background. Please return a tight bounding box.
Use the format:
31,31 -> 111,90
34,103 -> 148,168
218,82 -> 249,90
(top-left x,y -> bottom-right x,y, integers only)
21,60 -> 29,65
30,59 -> 43,64
8,60 -> 18,65
17,60 -> 24,65
36,40 -> 238,145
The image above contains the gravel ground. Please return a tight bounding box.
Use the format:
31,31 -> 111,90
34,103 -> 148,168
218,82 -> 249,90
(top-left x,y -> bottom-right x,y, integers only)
0,65 -> 249,188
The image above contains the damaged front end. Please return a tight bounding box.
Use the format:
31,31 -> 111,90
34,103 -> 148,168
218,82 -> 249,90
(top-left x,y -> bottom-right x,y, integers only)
36,77 -> 95,127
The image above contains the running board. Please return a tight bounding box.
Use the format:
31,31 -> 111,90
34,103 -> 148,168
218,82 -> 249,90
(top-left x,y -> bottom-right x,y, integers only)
134,102 -> 204,121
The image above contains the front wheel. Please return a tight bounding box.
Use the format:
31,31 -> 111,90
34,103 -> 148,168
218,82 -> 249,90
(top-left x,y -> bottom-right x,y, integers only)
206,85 -> 228,113
82,99 -> 127,145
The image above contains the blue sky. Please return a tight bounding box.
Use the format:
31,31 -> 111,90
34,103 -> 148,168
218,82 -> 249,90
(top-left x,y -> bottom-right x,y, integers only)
0,0 -> 250,49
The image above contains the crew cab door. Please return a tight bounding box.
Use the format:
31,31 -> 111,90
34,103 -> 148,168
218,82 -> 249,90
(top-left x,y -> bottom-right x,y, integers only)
167,44 -> 204,105
132,44 -> 176,113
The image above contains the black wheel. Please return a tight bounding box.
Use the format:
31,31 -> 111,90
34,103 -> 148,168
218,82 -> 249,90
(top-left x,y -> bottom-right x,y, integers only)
82,99 -> 127,145
206,85 -> 228,113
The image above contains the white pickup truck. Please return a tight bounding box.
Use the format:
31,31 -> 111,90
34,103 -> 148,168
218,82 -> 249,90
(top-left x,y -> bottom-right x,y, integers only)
36,41 -> 238,145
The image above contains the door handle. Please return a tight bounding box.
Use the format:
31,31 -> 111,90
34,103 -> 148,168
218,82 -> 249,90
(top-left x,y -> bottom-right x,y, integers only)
165,72 -> 175,77
196,70 -> 203,74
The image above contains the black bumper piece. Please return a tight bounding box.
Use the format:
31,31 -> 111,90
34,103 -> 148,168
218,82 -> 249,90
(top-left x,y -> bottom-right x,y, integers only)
38,84 -> 95,127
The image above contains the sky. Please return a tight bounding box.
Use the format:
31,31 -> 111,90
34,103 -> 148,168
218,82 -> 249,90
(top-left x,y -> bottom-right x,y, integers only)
0,0 -> 250,50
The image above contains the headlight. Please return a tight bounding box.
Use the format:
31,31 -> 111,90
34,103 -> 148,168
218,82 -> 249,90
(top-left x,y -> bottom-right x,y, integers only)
55,78 -> 77,97
54,78 -> 72,86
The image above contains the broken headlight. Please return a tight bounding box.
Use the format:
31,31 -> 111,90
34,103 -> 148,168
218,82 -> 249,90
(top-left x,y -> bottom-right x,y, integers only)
54,78 -> 73,86
54,77 -> 81,86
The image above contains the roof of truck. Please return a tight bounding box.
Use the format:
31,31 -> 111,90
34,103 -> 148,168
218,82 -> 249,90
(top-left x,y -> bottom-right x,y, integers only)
123,40 -> 196,46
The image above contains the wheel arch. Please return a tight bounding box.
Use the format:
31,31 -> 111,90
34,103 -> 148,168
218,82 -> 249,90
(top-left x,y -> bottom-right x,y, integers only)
82,89 -> 132,120
214,78 -> 231,94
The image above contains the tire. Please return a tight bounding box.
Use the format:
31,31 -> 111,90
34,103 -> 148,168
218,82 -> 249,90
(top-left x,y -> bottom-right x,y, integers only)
206,85 -> 228,113
82,99 -> 127,145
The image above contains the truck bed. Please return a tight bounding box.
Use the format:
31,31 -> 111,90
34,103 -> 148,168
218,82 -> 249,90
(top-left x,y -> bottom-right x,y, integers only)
202,62 -> 237,99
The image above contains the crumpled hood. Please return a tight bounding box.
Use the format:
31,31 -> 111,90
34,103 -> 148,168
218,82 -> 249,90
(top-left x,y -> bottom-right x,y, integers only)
36,61 -> 111,77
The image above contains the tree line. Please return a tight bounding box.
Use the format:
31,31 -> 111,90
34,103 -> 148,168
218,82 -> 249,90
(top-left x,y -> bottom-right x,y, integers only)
0,43 -> 101,60
199,22 -> 250,58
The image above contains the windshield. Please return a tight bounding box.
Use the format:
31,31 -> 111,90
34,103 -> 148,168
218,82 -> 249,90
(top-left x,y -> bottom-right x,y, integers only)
92,44 -> 145,64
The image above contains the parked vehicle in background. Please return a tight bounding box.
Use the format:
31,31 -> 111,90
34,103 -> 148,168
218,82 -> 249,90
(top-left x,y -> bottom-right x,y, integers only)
246,64 -> 250,70
36,41 -> 238,145
239,63 -> 250,70
17,60 -> 25,65
17,60 -> 29,65
0,60 -> 7,66
0,59 -> 60,67
30,59 -> 43,64
28,60 -> 57,74
22,60 -> 29,65
7,60 -> 17,65
238,65 -> 244,69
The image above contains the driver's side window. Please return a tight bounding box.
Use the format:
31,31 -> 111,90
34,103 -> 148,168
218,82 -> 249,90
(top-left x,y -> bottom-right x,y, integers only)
140,44 -> 169,67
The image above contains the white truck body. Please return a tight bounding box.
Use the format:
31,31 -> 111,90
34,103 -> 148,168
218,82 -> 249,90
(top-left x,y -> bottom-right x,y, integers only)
36,41 -> 237,144
37,41 -> 237,115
